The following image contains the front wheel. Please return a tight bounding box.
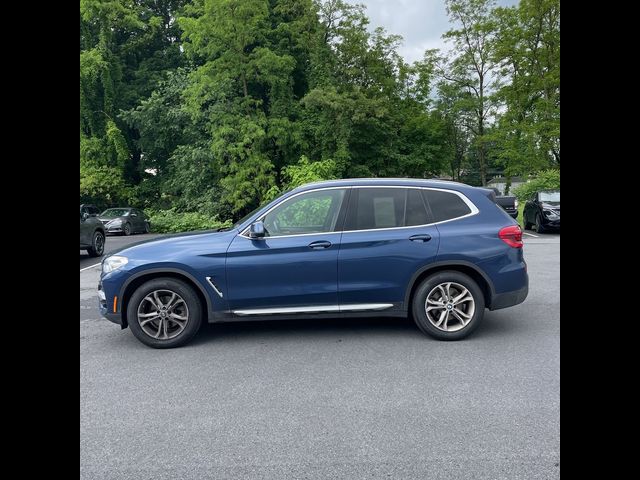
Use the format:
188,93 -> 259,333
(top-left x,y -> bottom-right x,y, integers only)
412,271 -> 485,340
127,278 -> 202,348
87,231 -> 105,257
534,214 -> 545,234
123,222 -> 131,236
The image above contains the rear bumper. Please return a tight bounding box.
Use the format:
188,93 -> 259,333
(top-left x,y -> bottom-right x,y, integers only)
489,283 -> 529,310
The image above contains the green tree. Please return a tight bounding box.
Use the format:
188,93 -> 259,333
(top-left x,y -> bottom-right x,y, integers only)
179,0 -> 305,217
80,0 -> 188,205
441,0 -> 499,186
492,0 -> 560,175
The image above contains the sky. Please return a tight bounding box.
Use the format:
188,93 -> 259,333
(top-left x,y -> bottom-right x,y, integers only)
346,0 -> 519,64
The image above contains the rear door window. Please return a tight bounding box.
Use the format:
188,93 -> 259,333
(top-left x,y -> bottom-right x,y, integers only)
344,188 -> 405,231
344,188 -> 431,231
405,189 -> 430,226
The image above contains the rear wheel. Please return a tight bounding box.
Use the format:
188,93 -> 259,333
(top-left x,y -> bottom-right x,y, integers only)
412,271 -> 485,340
127,278 -> 202,348
87,231 -> 105,257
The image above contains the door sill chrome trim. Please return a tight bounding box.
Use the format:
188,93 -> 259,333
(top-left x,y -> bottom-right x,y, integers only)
232,303 -> 393,316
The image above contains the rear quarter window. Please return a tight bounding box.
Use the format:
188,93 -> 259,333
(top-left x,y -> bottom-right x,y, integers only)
422,190 -> 472,223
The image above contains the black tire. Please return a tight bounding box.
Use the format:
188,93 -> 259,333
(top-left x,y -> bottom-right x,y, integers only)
411,271 -> 485,341
127,278 -> 202,348
523,214 -> 532,230
534,214 -> 545,234
87,230 -> 105,257
123,222 -> 131,236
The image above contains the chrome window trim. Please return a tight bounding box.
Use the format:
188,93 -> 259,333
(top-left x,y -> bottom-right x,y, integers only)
232,303 -> 393,316
239,185 -> 479,239
239,186 -> 349,239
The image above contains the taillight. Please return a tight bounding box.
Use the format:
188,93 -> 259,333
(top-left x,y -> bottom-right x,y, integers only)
499,225 -> 523,248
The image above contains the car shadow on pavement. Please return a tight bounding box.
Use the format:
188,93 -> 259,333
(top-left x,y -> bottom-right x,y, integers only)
188,312 -> 522,347
191,316 -> 416,346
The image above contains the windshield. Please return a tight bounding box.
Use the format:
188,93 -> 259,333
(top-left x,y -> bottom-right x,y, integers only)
101,208 -> 130,217
232,189 -> 297,230
539,191 -> 560,202
232,201 -> 271,229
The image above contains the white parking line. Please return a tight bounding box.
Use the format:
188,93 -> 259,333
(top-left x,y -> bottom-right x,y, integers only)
80,263 -> 101,272
523,232 -> 539,238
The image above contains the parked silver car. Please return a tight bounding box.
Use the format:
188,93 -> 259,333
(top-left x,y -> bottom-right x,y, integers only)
98,208 -> 150,236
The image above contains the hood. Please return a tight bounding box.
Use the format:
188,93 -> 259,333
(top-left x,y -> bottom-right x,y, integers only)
541,202 -> 560,209
108,229 -> 238,263
99,216 -> 124,224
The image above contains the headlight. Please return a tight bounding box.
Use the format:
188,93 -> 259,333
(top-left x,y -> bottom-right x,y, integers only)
102,255 -> 128,274
108,218 -> 122,226
543,209 -> 559,220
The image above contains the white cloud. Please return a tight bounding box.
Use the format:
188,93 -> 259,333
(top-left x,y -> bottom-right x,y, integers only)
345,0 -> 518,63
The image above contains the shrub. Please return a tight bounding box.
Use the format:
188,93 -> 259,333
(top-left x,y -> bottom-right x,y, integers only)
147,209 -> 232,233
512,170 -> 560,202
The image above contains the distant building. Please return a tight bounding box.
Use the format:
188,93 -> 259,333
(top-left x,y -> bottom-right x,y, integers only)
486,176 -> 526,195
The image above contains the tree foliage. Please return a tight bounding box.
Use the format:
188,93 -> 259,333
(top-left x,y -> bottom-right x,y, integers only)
512,169 -> 560,202
80,0 -> 560,224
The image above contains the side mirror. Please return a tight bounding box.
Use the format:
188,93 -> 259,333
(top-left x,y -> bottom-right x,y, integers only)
249,221 -> 265,239
82,212 -> 89,221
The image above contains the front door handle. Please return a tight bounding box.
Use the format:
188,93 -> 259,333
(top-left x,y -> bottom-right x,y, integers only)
409,234 -> 432,242
308,240 -> 332,249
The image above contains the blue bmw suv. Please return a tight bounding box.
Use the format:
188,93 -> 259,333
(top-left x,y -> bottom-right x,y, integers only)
99,179 -> 528,348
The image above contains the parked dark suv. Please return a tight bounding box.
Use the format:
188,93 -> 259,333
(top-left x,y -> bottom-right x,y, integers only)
523,190 -> 560,233
80,204 -> 106,257
99,179 -> 528,348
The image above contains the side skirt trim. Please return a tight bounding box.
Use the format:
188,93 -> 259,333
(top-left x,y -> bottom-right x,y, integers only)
232,303 -> 393,316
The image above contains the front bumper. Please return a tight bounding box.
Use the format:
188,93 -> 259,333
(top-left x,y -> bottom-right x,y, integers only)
98,277 -> 125,327
543,218 -> 560,229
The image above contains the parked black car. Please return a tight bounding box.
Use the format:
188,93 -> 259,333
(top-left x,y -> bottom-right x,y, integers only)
489,187 -> 518,219
523,190 -> 560,233
80,204 -> 106,257
99,208 -> 150,235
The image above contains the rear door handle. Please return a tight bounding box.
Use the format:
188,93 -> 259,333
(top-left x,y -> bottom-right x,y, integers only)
409,234 -> 432,242
308,240 -> 332,249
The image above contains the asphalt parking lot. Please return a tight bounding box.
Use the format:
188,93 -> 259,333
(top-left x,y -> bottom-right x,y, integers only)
80,232 -> 560,480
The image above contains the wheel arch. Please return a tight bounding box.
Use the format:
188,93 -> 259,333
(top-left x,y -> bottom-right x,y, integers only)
119,268 -> 211,328
405,261 -> 495,312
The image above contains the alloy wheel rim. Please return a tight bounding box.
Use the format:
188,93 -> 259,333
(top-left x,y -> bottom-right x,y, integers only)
425,282 -> 475,332
137,289 -> 189,340
95,233 -> 104,254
